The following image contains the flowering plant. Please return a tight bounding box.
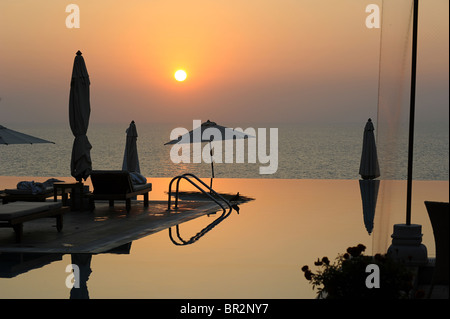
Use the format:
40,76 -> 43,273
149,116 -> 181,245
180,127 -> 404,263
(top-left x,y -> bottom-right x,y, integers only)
302,244 -> 418,299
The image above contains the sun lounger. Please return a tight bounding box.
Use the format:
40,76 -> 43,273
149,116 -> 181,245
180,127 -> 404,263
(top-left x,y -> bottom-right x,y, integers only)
90,170 -> 152,213
0,202 -> 68,242
1,178 -> 64,204
2,187 -> 54,204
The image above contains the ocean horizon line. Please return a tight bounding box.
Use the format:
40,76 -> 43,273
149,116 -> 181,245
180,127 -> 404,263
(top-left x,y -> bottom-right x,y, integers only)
3,119 -> 449,126
1,122 -> 448,181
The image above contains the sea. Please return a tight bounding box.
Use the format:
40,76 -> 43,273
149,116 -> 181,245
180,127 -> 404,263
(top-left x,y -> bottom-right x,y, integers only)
0,121 -> 448,181
0,121 -> 449,300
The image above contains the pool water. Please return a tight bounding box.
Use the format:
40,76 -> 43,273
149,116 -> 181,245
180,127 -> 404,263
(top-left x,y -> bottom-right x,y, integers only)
0,177 -> 448,299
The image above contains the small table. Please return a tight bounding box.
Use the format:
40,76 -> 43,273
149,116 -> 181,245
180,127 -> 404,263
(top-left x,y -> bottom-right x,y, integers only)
53,182 -> 85,210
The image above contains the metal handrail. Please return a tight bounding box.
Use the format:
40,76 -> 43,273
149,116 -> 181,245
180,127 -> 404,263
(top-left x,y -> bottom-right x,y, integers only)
176,173 -> 232,210
167,173 -> 232,213
169,207 -> 233,245
167,173 -> 237,246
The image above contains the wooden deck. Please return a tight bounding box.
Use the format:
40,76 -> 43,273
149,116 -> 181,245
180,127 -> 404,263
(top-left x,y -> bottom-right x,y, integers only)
0,199 -> 220,254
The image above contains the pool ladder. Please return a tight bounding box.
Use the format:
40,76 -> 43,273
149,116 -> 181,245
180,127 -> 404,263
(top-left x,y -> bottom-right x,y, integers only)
167,173 -> 234,246
167,173 -> 232,214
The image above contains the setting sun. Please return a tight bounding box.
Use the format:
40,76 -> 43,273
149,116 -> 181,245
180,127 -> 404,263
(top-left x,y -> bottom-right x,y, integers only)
174,70 -> 187,82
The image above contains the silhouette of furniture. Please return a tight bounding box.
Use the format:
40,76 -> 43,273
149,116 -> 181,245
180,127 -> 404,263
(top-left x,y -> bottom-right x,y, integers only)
1,188 -> 54,204
90,170 -> 151,213
53,182 -> 92,211
0,202 -> 68,242
424,201 -> 449,298
0,252 -> 63,278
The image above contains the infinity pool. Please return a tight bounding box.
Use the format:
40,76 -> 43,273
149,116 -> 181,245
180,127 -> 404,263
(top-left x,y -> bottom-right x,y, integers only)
0,177 -> 447,299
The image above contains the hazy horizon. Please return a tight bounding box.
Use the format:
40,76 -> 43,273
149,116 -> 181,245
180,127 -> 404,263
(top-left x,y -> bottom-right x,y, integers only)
1,0 -> 448,126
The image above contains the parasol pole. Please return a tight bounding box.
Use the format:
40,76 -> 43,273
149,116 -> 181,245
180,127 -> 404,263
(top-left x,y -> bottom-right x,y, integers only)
406,0 -> 419,225
209,141 -> 215,190
387,0 -> 427,266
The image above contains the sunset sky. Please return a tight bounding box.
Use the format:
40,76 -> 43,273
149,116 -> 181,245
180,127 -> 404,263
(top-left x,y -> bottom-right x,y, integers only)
0,0 -> 448,125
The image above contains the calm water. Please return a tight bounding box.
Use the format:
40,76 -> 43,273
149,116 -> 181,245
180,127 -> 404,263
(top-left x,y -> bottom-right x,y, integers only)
1,177 -> 448,299
0,121 -> 448,180
1,122 -> 448,299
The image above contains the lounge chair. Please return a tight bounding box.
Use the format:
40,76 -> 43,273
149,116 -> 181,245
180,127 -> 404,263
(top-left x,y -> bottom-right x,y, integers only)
424,201 -> 449,298
1,178 -> 63,204
2,187 -> 54,204
90,170 -> 152,213
0,202 -> 68,242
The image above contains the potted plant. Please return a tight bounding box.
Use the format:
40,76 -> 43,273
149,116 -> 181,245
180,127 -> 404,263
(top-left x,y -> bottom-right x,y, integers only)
301,244 -> 421,299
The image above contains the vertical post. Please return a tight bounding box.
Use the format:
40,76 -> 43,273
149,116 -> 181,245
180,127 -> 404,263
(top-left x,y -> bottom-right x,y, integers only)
406,0 -> 419,225
210,141 -> 215,190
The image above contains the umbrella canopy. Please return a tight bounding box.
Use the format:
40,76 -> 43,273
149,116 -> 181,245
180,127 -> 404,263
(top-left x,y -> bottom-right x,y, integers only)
0,125 -> 54,145
164,120 -> 253,145
359,118 -> 380,180
359,118 -> 381,235
164,120 -> 255,188
69,50 -> 92,182
122,120 -> 140,173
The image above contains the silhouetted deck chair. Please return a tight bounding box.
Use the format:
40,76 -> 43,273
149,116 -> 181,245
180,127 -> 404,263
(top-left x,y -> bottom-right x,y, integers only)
425,201 -> 449,298
0,202 -> 68,242
90,170 -> 151,213
1,178 -> 63,204
2,187 -> 54,204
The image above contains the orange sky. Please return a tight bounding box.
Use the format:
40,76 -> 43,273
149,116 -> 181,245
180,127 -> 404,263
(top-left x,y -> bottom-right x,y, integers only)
0,0 -> 448,125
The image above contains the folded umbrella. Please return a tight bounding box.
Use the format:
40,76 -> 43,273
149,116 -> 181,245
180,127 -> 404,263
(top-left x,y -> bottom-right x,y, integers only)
69,50 -> 92,182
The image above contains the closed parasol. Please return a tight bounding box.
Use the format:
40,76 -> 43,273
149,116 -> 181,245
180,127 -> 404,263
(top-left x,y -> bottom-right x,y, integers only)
69,50 -> 92,182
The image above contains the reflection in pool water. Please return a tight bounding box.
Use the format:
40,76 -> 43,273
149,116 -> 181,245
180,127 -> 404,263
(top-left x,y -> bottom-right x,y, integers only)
0,177 -> 448,299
